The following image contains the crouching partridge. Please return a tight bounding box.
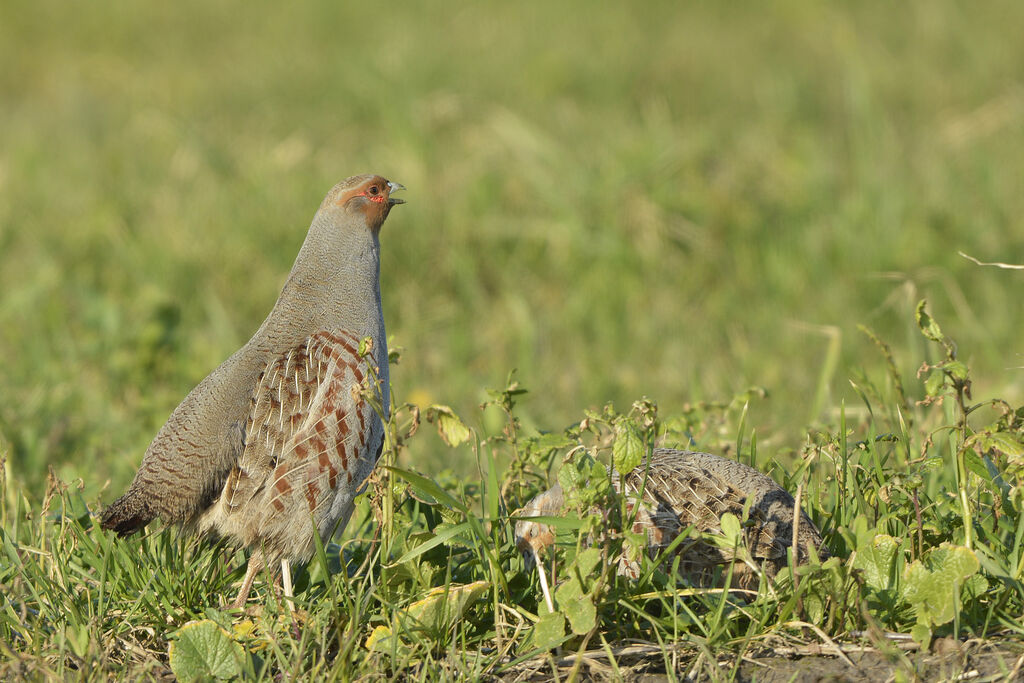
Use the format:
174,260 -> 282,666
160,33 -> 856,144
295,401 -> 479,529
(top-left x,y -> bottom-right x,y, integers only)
516,448 -> 829,595
101,174 -> 404,609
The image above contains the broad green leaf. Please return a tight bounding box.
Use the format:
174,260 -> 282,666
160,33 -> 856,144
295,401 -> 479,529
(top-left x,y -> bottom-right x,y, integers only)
901,543 -> 979,627
365,625 -> 396,653
357,335 -> 373,356
533,611 -> 566,650
613,422 -> 644,474
850,515 -> 872,550
64,624 -> 89,658
555,576 -> 584,604
852,534 -> 901,592
366,583 -> 489,650
938,360 -> 969,380
923,543 -> 980,578
987,432 -> 1024,459
557,459 -> 583,493
719,512 -> 742,548
924,370 -> 945,397
573,548 -> 602,578
563,594 -> 597,635
426,404 -> 472,447
910,623 -> 933,651
405,581 -> 489,633
925,544 -> 978,577
202,609 -> 234,631
169,620 -> 244,682
961,448 -> 991,481
963,573 -> 988,599
530,432 -> 574,451
915,300 -> 944,343
803,592 -> 824,625
901,560 -> 931,607
230,620 -> 269,653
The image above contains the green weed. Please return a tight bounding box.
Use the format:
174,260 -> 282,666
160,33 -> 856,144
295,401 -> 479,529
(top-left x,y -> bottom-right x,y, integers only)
2,302 -> 1023,678
2,2 -> 1023,678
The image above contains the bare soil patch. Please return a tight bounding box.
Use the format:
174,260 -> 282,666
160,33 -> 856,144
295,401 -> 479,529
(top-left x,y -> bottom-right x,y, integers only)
498,639 -> 1024,682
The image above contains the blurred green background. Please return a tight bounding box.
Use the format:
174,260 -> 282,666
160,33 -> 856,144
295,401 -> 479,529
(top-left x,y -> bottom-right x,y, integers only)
1,1 -> 1021,497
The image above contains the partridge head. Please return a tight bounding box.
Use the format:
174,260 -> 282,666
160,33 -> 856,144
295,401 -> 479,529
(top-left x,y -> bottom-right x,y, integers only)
101,174 -> 404,609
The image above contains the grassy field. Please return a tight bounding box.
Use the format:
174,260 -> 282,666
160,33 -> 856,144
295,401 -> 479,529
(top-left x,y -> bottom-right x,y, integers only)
2,0 -> 1024,679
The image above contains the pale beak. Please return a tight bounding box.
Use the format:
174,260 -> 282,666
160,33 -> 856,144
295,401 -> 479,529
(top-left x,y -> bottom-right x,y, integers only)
387,181 -> 406,205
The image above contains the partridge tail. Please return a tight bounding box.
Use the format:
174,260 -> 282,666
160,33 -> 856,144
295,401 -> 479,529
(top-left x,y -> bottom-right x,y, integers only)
100,490 -> 155,536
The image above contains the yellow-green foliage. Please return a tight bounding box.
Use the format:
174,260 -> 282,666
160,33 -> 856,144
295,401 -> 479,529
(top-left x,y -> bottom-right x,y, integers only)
2,3 -> 1024,678
1,1 -> 1022,495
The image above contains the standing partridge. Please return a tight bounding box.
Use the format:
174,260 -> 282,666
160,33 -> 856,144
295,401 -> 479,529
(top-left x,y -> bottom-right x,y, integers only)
516,448 -> 828,597
101,174 -> 404,609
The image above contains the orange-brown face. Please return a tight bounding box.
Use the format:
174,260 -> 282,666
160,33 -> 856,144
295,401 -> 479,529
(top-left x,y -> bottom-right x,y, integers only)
336,175 -> 405,229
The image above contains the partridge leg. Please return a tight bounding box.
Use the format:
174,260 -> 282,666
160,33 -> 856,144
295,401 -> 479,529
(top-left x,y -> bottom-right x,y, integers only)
281,559 -> 295,612
230,556 -> 262,610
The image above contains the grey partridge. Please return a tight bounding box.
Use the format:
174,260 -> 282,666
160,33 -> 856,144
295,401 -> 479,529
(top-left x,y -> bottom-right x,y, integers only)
101,174 -> 404,609
516,448 -> 828,592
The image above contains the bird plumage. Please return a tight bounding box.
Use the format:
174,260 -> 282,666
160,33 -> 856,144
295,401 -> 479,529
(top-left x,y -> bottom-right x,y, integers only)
101,174 -> 403,607
515,448 -> 829,589
198,329 -> 384,562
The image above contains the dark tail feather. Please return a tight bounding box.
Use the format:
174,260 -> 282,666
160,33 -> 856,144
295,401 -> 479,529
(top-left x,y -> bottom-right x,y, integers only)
99,491 -> 154,537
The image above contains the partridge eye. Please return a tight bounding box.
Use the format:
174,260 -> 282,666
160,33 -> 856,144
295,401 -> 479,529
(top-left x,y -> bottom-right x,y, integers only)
368,185 -> 379,195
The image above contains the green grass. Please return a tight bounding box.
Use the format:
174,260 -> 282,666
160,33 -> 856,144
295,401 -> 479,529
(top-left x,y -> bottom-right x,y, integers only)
2,309 -> 1023,679
2,0 -> 1022,493
2,0 -> 1024,678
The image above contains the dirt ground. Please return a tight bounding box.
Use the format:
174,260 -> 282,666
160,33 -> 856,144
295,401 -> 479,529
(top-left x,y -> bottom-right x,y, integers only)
501,639 -> 1024,682
734,642 -> 1024,682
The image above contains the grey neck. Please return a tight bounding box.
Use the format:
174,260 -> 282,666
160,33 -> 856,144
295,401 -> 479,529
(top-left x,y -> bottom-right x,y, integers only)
248,207 -> 385,354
